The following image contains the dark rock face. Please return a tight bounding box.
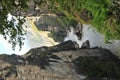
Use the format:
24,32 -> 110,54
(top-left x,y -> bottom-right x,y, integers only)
34,15 -> 68,42
34,15 -> 83,42
81,40 -> 90,48
51,40 -> 79,51
74,23 -> 83,40
0,41 -> 120,80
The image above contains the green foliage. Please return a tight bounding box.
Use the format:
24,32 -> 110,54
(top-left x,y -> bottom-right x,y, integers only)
0,0 -> 29,50
80,0 -> 117,42
42,0 -> 120,41
69,19 -> 78,27
80,0 -> 120,41
81,0 -> 110,27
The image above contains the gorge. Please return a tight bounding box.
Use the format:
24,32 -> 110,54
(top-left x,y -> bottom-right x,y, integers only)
0,0 -> 120,80
0,14 -> 120,80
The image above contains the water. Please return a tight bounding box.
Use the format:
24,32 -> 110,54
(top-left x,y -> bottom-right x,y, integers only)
0,15 -> 58,55
0,14 -> 120,56
65,25 -> 120,56
24,17 -> 58,48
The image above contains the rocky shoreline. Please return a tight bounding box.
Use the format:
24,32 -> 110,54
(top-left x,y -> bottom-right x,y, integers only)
0,40 -> 120,80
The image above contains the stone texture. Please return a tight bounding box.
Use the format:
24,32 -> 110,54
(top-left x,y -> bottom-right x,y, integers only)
0,41 -> 120,80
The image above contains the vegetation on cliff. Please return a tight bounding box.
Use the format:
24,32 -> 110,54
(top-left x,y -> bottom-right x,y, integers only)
44,0 -> 120,42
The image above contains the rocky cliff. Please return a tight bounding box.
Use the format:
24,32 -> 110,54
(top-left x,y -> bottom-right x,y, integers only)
0,41 -> 120,80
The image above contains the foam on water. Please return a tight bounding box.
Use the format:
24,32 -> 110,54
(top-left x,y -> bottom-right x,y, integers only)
64,24 -> 120,56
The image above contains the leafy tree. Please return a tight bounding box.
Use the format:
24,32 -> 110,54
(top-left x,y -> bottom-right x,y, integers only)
0,0 -> 29,50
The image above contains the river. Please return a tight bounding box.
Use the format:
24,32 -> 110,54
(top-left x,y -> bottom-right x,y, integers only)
65,24 -> 120,57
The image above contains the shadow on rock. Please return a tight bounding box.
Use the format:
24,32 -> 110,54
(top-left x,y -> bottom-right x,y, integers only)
0,54 -> 25,66
25,47 -> 62,69
72,49 -> 120,79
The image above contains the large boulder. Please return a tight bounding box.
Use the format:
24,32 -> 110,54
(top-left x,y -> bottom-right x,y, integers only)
34,15 -> 68,42
34,15 -> 83,42
0,41 -> 120,80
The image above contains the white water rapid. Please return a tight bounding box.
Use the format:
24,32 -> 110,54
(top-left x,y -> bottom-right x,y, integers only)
65,24 -> 120,56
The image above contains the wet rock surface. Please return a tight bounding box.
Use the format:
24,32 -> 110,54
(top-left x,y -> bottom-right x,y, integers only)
34,15 -> 83,42
0,41 -> 120,80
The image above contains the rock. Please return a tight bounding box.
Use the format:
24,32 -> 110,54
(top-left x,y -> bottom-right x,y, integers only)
51,40 -> 79,51
0,41 -> 120,80
34,15 -> 83,42
34,15 -> 68,42
74,23 -> 83,40
81,40 -> 90,48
